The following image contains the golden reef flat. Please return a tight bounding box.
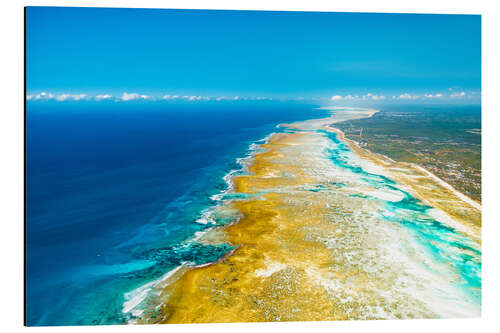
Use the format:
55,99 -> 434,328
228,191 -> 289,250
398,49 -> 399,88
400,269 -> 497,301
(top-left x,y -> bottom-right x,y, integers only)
139,109 -> 481,323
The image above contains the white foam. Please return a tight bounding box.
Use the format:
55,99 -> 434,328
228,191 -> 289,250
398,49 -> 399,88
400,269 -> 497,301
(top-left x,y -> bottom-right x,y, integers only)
122,280 -> 156,314
195,208 -> 216,225
190,229 -> 210,242
122,264 -> 186,317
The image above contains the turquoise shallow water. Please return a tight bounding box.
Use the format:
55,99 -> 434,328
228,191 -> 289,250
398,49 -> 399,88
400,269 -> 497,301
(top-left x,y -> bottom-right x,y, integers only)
322,130 -> 481,306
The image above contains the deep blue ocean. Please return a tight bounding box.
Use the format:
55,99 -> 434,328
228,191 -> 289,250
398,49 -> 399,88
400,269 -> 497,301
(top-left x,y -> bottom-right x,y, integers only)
26,101 -> 328,326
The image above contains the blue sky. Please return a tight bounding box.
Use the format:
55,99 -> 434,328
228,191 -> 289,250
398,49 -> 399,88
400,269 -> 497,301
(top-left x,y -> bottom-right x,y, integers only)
26,7 -> 481,103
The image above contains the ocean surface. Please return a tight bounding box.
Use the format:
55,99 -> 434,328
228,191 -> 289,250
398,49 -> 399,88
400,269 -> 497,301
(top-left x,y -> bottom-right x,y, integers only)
25,101 -> 329,326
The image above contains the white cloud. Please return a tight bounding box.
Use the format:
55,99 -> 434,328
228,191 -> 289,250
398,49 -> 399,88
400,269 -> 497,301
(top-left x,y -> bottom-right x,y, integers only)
28,91 -> 466,104
28,92 -> 55,100
398,93 -> 413,100
121,92 -> 140,101
174,95 -> 212,101
162,94 -> 182,100
371,95 -> 386,101
95,94 -> 112,101
55,94 -> 70,101
25,92 -> 217,102
450,91 -> 466,98
424,93 -> 443,99
55,93 -> 88,101
34,92 -> 54,100
357,93 -> 386,101
73,94 -> 87,101
26,92 -> 92,101
391,93 -> 432,100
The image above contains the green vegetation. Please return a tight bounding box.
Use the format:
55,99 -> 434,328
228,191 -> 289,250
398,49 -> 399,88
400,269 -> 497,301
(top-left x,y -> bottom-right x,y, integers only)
335,105 -> 481,201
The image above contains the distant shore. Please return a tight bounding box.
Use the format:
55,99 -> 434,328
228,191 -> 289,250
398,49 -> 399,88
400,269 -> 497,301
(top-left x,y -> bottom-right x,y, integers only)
329,126 -> 481,211
327,123 -> 481,243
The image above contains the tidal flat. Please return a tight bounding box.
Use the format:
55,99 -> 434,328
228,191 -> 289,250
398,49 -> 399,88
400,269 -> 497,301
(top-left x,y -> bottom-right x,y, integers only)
138,107 -> 481,323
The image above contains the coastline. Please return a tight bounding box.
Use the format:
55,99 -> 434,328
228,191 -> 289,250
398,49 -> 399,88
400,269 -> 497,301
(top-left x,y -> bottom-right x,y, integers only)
136,107 -> 481,323
121,131 -> 278,322
329,126 -> 481,211
327,126 -> 481,243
